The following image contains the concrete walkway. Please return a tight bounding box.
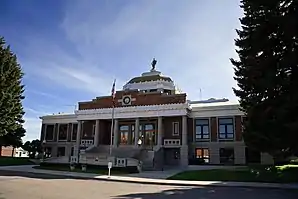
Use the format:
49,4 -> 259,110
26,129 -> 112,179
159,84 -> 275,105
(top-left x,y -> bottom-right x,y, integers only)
0,165 -> 297,190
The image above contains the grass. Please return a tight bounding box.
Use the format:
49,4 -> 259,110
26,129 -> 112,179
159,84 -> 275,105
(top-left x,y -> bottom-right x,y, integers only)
168,165 -> 298,183
33,165 -> 130,175
0,157 -> 34,166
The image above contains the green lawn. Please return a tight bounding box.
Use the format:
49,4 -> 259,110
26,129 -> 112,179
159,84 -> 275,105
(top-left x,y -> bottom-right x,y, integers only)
33,165 -> 130,175
168,165 -> 298,183
0,157 -> 34,166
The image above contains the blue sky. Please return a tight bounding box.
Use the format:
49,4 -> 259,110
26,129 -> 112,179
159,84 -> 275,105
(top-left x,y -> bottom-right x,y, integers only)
0,0 -> 243,141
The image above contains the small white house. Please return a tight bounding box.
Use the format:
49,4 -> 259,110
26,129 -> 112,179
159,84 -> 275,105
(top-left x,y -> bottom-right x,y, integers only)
15,148 -> 29,157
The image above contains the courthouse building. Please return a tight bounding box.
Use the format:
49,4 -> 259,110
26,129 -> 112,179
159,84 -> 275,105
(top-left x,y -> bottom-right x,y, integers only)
39,61 -> 273,169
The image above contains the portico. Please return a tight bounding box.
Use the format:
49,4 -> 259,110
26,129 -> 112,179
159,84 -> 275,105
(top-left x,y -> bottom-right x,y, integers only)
71,101 -> 190,167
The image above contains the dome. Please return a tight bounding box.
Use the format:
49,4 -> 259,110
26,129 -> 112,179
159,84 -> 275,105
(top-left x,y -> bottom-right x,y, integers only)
127,71 -> 173,84
122,59 -> 177,94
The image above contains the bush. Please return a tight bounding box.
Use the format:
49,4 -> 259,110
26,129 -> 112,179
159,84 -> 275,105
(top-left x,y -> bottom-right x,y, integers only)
188,158 -> 207,165
39,162 -> 139,173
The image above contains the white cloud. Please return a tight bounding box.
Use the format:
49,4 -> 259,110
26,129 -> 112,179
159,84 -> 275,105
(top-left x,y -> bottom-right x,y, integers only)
59,0 -> 242,101
22,0 -> 242,102
26,90 -> 64,101
23,116 -> 41,141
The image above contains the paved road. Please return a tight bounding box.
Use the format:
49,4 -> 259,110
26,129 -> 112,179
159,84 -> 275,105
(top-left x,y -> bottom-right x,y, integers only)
0,171 -> 297,199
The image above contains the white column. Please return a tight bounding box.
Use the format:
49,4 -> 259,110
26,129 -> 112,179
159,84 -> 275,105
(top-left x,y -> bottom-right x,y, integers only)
134,118 -> 139,146
113,119 -> 119,147
75,121 -> 82,160
157,116 -> 163,146
182,116 -> 187,145
180,116 -> 189,167
94,119 -> 100,146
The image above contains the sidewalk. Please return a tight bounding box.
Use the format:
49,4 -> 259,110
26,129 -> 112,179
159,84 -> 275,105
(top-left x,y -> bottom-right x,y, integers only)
0,165 -> 298,190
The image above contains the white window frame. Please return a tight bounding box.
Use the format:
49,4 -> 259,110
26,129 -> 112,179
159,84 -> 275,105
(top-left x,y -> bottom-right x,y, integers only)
172,122 -> 180,136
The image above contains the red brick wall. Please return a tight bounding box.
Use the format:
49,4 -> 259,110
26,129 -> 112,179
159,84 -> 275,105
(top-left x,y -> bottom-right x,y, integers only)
78,90 -> 186,110
0,146 -> 16,157
163,116 -> 182,140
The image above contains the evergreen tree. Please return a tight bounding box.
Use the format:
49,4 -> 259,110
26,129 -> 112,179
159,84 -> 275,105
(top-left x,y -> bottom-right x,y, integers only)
0,127 -> 25,148
0,36 -> 26,148
231,0 -> 298,162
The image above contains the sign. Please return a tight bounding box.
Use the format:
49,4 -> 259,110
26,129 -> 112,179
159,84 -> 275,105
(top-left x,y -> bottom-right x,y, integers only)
108,161 -> 113,178
108,161 -> 113,169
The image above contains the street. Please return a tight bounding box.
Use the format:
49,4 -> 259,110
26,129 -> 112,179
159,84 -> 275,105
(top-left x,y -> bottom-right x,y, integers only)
0,171 -> 297,199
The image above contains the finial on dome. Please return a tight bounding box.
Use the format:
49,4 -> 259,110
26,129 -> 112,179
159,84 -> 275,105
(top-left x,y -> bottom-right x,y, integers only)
151,58 -> 157,71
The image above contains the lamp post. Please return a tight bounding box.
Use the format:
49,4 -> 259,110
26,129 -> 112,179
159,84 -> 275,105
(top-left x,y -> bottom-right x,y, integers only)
42,140 -> 46,162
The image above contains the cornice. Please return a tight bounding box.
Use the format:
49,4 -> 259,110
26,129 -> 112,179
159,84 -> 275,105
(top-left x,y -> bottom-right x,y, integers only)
76,103 -> 190,115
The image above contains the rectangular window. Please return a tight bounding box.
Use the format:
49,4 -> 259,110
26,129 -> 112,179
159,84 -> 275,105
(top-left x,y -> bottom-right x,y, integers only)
172,122 -> 179,136
58,124 -> 68,141
71,123 -> 78,141
144,123 -> 156,145
92,124 -> 96,136
195,148 -> 209,163
220,148 -> 234,164
57,147 -> 66,157
195,119 -> 209,141
218,118 -> 234,139
45,125 -> 54,141
119,125 -> 129,145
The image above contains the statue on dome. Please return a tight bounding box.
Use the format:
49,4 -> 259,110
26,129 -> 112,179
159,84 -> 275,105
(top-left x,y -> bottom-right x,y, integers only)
151,58 -> 157,71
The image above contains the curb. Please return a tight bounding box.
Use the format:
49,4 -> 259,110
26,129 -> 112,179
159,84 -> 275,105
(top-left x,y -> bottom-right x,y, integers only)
93,176 -> 298,190
1,168 -> 298,190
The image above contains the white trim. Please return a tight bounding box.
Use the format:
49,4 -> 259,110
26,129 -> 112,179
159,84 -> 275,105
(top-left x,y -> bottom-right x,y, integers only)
42,116 -> 78,124
76,103 -> 188,120
164,139 -> 181,146
172,122 -> 179,136
190,104 -> 243,118
123,79 -> 175,91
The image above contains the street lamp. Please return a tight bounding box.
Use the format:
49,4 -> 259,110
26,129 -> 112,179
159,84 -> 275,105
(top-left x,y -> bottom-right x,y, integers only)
42,140 -> 46,162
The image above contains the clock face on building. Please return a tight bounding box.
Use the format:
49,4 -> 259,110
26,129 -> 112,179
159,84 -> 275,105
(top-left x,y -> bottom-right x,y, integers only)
122,96 -> 131,105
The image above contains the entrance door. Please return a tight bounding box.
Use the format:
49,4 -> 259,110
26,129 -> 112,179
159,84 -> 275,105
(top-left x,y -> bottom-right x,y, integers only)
164,148 -> 180,166
245,147 -> 261,164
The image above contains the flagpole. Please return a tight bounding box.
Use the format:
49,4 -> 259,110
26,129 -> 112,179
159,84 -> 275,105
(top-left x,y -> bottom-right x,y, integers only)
109,79 -> 116,156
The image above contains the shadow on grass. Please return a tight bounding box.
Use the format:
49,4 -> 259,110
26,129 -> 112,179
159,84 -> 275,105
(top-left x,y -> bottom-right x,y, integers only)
112,187 -> 298,199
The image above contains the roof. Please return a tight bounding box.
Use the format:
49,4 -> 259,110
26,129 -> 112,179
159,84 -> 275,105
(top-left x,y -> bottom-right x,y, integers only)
190,101 -> 240,108
127,74 -> 173,84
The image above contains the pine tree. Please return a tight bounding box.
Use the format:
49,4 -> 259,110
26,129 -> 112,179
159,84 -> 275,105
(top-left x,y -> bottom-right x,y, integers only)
0,36 -> 26,148
231,0 -> 298,162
